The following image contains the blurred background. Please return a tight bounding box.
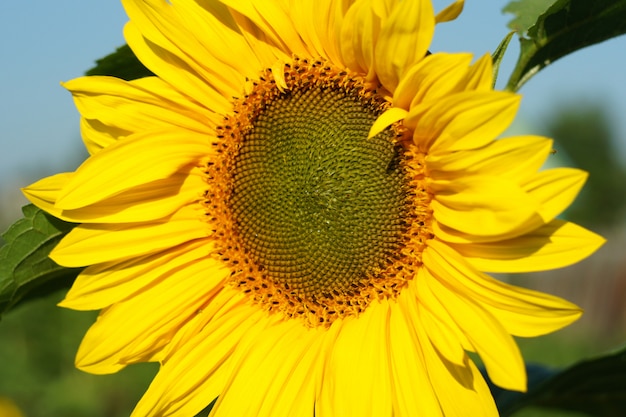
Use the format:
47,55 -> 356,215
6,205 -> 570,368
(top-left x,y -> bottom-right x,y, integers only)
1,1 -> 625,416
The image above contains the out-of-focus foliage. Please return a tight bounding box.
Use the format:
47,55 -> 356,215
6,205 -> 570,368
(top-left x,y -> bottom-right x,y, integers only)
546,103 -> 626,229
0,290 -> 156,417
0,397 -> 24,417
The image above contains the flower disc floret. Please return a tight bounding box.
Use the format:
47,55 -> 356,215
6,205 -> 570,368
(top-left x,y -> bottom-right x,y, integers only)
204,58 -> 433,326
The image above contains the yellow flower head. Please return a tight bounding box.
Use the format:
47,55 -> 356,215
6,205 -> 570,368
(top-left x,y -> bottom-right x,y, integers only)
24,0 -> 604,416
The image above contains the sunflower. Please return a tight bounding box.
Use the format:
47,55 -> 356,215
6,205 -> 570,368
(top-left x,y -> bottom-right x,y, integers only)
23,0 -> 604,415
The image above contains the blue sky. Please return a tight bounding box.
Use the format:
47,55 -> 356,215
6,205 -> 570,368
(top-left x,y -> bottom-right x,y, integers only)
2,1 -> 625,221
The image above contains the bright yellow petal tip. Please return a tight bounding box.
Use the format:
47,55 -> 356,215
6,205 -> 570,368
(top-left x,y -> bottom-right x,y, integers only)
435,0 -> 465,23
368,107 -> 408,138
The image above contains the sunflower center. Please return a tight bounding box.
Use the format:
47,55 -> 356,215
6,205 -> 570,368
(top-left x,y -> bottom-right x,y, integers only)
233,81 -> 407,294
206,59 -> 430,326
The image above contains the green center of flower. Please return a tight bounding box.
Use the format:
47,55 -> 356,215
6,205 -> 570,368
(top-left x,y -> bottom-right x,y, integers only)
206,59 -> 429,326
231,86 -> 409,298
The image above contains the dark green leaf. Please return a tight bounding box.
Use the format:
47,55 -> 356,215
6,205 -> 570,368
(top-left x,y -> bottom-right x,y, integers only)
504,0 -> 626,91
85,44 -> 154,81
497,346 -> 626,416
0,205 -> 82,318
194,398 -> 217,417
484,364 -> 557,415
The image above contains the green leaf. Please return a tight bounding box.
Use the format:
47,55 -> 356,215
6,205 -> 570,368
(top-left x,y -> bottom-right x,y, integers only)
499,345 -> 626,416
503,0 -> 555,34
504,0 -> 626,91
85,44 -> 154,81
0,205 -> 82,318
491,31 -> 516,86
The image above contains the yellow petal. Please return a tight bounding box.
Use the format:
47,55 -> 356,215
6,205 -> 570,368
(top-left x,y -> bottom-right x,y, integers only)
414,270 -> 474,365
123,23 -> 232,113
413,312 -> 499,416
292,0 -> 351,65
51,205 -> 208,267
64,76 -> 220,154
60,239 -> 213,311
456,53 -> 493,92
425,240 -> 583,338
418,299 -> 468,366
374,0 -> 435,91
72,173 -> 202,223
368,106 -> 408,138
433,166 -> 586,243
426,135 -> 552,182
524,167 -> 587,224
413,270 -> 474,357
153,287 -> 248,364
407,91 -> 520,153
435,0 -> 464,23
217,0 -> 309,56
55,129 -> 212,210
340,0 -> 378,76
430,175 -> 539,236
122,0 -> 257,102
22,173 -> 73,221
211,321 -> 321,417
132,298 -> 268,416
314,318 -> 343,417
448,167 -> 589,244
393,53 -> 473,110
171,0 -> 275,76
450,219 -> 605,273
64,76 -> 215,131
432,166 -> 584,245
285,0 -> 334,61
321,300 -> 393,417
388,296 -> 442,416
74,256 -> 228,373
432,166 -> 586,244
30,171 -> 203,224
422,258 -> 527,391
79,117 -> 121,155
222,6 -> 292,67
